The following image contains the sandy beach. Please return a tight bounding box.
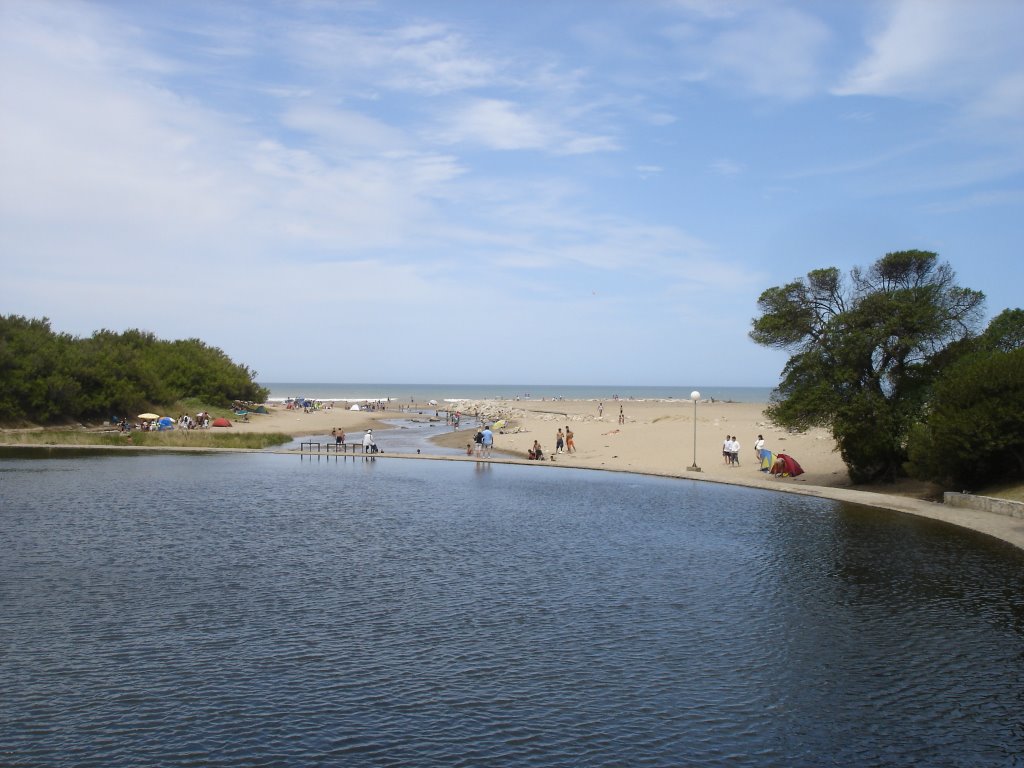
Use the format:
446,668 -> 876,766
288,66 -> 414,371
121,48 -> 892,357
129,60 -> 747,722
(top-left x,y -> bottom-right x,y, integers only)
224,397 -> 1024,550
233,397 -> 847,484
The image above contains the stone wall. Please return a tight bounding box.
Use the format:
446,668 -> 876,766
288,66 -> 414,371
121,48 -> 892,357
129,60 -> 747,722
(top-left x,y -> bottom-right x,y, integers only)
944,492 -> 1024,520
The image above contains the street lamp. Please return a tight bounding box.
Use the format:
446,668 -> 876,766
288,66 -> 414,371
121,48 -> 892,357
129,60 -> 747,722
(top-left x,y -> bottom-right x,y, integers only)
687,390 -> 701,472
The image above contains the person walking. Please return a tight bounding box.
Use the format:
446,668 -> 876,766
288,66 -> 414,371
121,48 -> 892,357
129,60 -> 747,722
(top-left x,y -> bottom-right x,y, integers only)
362,429 -> 374,453
618,405 -> 624,425
731,436 -> 741,466
754,434 -> 765,465
565,425 -> 575,453
481,424 -> 494,458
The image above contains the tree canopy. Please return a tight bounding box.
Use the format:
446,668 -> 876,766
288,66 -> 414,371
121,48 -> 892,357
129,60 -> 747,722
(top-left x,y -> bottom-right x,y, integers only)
750,251 -> 985,483
0,315 -> 268,424
905,309 -> 1024,488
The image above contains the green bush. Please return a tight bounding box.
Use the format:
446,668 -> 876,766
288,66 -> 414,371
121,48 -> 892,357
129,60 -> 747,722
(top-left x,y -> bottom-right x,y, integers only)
906,348 -> 1024,488
0,315 -> 269,424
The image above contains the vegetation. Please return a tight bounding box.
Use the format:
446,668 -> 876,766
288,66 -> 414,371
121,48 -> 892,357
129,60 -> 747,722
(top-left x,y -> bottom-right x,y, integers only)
0,315 -> 268,425
0,429 -> 292,450
751,251 -> 987,484
905,309 -> 1024,489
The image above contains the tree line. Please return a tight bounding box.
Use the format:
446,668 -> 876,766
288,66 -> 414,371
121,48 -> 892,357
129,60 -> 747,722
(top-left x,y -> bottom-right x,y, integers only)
0,316 -> 269,424
751,250 -> 1023,490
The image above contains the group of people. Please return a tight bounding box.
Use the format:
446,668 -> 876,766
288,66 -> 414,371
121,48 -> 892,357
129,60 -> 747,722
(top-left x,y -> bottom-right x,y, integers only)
554,426 -> 575,454
467,425 -> 494,457
722,435 -> 743,466
723,434 -> 774,469
362,429 -> 379,453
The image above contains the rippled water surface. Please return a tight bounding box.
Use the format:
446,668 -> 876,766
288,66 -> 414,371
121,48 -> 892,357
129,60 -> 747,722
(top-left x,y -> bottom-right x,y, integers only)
2,452 -> 1023,767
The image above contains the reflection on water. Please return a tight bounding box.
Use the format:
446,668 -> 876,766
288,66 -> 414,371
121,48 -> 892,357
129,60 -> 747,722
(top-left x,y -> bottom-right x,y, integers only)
1,453 -> 1022,767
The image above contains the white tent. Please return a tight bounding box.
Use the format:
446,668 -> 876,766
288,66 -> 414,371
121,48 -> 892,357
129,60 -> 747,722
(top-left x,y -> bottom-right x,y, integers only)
349,403 -> 360,411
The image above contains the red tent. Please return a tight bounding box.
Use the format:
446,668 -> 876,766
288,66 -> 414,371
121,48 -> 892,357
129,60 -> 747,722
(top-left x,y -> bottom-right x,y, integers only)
212,417 -> 232,428
770,453 -> 804,477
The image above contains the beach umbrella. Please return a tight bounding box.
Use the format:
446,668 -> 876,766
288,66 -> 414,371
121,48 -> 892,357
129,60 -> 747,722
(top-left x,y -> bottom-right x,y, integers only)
493,419 -> 506,430
138,412 -> 159,420
428,399 -> 438,405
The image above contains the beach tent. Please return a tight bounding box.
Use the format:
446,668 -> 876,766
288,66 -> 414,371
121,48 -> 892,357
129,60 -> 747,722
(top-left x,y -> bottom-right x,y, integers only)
157,416 -> 174,430
770,453 -> 804,478
760,450 -> 776,473
428,400 -> 438,406
254,405 -> 269,414
349,404 -> 361,411
212,417 -> 232,428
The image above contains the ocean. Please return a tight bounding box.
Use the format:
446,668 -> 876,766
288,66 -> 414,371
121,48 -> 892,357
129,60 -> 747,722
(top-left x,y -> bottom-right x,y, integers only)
262,382 -> 775,404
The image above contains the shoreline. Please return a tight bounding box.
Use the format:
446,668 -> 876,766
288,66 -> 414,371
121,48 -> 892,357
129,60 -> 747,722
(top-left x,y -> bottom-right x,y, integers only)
5,398 -> 1023,551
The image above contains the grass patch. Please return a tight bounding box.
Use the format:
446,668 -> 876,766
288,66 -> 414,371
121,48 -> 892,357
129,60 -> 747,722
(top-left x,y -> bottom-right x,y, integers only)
977,482 -> 1024,503
0,430 -> 292,450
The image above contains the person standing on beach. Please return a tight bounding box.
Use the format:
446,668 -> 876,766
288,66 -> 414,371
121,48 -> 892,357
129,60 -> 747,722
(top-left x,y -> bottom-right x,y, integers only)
555,428 -> 565,453
723,435 -> 732,465
618,405 -> 624,425
598,402 -> 603,417
481,425 -> 494,458
566,426 -> 575,453
754,434 -> 765,464
731,436 -> 741,466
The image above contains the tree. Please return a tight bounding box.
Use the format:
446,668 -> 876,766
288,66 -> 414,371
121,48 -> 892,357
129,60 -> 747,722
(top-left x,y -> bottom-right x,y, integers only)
906,310 -> 1024,488
0,315 -> 269,424
750,251 -> 985,483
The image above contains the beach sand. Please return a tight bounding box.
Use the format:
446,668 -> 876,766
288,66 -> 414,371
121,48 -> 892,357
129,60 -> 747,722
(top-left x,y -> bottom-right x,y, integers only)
233,398 -> 847,484
225,397 -> 1024,550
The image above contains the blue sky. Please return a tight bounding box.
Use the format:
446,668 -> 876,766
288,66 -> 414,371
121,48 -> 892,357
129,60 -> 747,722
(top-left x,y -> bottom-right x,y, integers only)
1,0 -> 1022,386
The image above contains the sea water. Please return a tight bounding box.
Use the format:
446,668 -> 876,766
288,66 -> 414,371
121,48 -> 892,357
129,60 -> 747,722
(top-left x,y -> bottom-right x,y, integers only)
261,382 -> 775,404
2,450 -> 1023,767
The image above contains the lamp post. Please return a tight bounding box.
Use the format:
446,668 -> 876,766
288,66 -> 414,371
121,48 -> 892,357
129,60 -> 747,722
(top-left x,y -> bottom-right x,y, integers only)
687,390 -> 701,472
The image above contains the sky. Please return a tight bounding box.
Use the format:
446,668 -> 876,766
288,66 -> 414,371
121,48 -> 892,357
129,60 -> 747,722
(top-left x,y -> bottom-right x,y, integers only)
1,0 -> 1022,387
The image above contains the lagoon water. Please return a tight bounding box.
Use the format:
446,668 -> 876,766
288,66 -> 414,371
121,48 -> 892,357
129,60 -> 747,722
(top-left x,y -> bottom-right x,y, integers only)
2,451 -> 1023,767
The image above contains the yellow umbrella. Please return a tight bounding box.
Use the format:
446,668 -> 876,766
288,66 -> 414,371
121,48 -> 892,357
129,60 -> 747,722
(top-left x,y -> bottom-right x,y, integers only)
138,412 -> 159,420
493,419 -> 507,430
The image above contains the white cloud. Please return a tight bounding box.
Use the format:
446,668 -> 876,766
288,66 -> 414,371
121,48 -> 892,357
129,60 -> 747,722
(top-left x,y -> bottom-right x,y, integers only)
676,7 -> 830,100
281,105 -> 410,155
711,158 -> 743,176
835,0 -> 1024,128
435,98 -> 616,155
288,20 -> 501,95
712,8 -> 829,99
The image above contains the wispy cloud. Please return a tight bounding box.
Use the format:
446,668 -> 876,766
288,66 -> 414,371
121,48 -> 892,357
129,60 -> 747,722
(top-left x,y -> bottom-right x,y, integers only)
711,158 -> 743,176
834,0 -> 1024,130
664,5 -> 830,100
434,98 -> 617,155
